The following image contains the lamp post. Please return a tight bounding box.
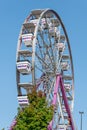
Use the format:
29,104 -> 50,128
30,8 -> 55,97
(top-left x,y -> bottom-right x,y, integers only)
79,111 -> 84,130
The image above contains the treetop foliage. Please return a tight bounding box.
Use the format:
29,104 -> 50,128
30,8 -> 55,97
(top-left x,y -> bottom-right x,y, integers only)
13,88 -> 53,130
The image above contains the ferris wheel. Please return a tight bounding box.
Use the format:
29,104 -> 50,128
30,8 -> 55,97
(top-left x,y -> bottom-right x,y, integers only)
16,9 -> 75,130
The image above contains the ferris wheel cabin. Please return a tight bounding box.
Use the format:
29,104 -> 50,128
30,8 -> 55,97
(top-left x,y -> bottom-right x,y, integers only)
16,60 -> 31,74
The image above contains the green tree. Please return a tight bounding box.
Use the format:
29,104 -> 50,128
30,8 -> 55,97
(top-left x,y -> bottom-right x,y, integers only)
13,88 -> 53,130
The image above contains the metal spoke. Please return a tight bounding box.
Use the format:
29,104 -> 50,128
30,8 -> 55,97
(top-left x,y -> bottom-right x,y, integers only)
39,31 -> 54,68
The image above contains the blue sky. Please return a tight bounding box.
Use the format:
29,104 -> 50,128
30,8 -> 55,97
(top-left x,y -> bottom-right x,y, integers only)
0,0 -> 87,129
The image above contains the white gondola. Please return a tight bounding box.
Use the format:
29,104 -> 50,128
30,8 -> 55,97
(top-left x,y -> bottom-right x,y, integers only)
22,33 -> 33,47
47,19 -> 58,36
62,104 -> 72,113
17,96 -> 29,105
55,27 -> 60,37
30,19 -> 38,26
64,83 -> 72,91
41,18 -> 47,29
16,61 -> 31,74
61,62 -> 69,71
56,42 -> 65,52
49,27 -> 55,37
66,126 -> 72,130
62,105 -> 67,113
48,20 -> 55,36
51,18 -> 60,27
49,22 -> 53,28
58,125 -> 66,129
